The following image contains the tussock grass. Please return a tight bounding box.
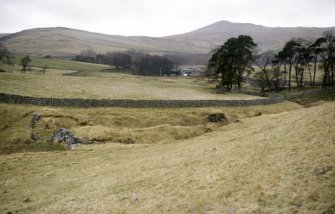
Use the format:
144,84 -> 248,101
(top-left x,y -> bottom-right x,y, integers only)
0,101 -> 300,154
0,102 -> 334,213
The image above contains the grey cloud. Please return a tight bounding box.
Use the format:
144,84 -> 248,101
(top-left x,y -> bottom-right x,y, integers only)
1,0 -> 334,36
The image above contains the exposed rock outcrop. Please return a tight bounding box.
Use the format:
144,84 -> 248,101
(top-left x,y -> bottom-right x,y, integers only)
51,128 -> 82,150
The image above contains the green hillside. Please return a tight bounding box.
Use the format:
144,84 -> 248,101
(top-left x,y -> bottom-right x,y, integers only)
9,55 -> 111,72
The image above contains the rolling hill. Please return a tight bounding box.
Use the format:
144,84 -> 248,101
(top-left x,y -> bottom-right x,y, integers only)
0,20 -> 334,57
166,20 -> 335,52
0,28 -> 205,57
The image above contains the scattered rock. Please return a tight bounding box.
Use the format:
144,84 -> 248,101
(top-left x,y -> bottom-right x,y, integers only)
205,128 -> 212,133
131,193 -> 138,204
85,139 -> 103,145
207,113 -> 228,123
51,128 -> 82,144
30,133 -> 40,141
30,112 -> 41,128
203,204 -> 213,212
223,208 -> 236,214
295,202 -> 302,208
6,211 -> 13,214
79,121 -> 89,126
119,138 -> 136,144
254,112 -> 262,116
51,128 -> 83,149
68,144 -> 79,151
23,197 -> 31,203
314,166 -> 332,176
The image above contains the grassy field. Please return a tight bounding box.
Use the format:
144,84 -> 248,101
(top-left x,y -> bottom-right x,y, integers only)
8,55 -> 112,72
0,72 -> 264,100
0,101 -> 334,213
0,55 -> 266,100
1,54 -> 334,213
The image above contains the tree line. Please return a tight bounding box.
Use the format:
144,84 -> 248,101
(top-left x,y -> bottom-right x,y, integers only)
73,50 -> 178,76
208,31 -> 335,92
0,45 -> 48,74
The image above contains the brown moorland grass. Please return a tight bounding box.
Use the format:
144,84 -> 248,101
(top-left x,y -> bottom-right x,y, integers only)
0,101 -> 300,154
0,101 -> 334,213
0,72 -> 263,100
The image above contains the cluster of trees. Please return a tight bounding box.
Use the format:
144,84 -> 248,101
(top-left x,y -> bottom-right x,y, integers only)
0,45 -> 11,65
208,31 -> 335,92
208,35 -> 257,91
0,45 -> 12,72
0,44 -> 47,74
133,54 -> 173,76
74,49 -> 132,69
20,55 -> 31,73
73,49 -> 176,76
0,45 -> 14,73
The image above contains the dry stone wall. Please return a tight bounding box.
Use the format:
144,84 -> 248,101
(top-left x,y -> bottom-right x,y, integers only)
0,93 -> 284,108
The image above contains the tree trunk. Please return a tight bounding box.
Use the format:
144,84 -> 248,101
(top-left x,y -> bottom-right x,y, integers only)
332,58 -> 334,89
313,56 -> 317,88
264,71 -> 271,92
322,61 -> 328,89
282,64 -> 287,88
288,62 -> 292,92
300,68 -> 304,90
308,66 -> 313,86
332,69 -> 334,89
295,66 -> 300,91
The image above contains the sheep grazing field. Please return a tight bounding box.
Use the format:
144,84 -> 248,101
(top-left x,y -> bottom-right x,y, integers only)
0,60 -> 334,213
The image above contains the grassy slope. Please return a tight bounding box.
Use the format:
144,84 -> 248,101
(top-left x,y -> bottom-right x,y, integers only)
287,90 -> 335,106
0,102 -> 334,213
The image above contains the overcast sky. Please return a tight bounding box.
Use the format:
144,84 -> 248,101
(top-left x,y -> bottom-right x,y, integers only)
1,0 -> 334,37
